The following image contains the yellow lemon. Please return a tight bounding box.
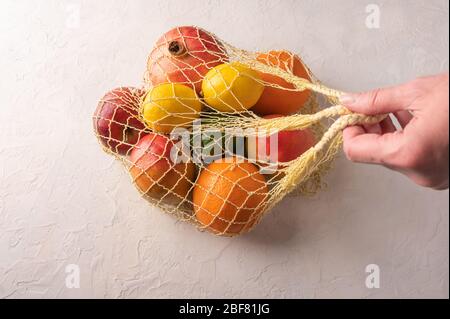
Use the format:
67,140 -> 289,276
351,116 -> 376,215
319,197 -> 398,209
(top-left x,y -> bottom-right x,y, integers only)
142,83 -> 202,133
202,63 -> 264,112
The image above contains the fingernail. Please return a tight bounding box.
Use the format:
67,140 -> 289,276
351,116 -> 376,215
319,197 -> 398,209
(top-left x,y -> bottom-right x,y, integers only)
339,94 -> 355,105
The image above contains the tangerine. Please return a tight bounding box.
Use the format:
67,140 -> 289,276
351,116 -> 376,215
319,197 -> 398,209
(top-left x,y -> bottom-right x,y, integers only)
252,50 -> 311,116
193,157 -> 269,236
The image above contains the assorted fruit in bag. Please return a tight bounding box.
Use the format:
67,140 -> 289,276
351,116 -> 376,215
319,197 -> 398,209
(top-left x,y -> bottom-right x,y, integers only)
93,26 -> 383,236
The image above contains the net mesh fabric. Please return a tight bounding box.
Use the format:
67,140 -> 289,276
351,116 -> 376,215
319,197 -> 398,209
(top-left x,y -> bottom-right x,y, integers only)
93,26 -> 384,236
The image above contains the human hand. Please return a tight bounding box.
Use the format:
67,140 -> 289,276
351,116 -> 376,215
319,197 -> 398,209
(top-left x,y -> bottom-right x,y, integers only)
340,73 -> 449,190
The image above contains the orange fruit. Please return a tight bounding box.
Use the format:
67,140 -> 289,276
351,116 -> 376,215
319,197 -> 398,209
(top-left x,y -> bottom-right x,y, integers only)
129,133 -> 195,205
193,157 -> 269,236
252,50 -> 311,116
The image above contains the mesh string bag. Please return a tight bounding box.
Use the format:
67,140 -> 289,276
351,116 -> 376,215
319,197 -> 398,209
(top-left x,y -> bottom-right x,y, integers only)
93,26 -> 385,237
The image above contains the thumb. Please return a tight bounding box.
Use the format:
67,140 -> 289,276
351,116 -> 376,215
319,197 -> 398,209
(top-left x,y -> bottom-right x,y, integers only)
343,125 -> 404,165
340,82 -> 414,115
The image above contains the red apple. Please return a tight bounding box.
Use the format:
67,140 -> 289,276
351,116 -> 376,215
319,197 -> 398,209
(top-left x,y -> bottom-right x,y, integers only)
93,87 -> 146,156
147,26 -> 229,94
129,133 -> 195,205
247,114 -> 316,164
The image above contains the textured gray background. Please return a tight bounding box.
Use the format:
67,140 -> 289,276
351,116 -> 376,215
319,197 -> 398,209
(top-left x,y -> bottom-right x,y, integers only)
0,0 -> 448,298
